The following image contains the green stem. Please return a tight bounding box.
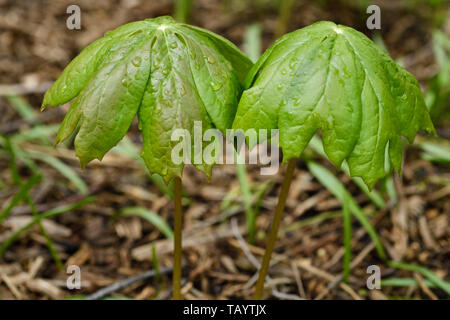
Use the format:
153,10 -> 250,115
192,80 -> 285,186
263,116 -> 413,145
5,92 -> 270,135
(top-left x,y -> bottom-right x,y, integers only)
254,158 -> 297,299
275,0 -> 295,39
174,0 -> 193,23
172,177 -> 183,300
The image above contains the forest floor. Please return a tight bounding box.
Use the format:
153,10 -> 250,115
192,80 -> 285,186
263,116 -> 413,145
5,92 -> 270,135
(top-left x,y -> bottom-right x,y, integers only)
0,0 -> 449,300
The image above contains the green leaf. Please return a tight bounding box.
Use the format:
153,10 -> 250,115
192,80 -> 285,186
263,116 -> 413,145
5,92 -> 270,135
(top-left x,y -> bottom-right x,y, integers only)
233,21 -> 435,189
184,24 -> 253,83
42,16 -> 252,182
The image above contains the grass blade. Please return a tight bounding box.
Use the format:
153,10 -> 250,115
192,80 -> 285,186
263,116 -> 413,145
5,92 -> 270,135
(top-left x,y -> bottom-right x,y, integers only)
27,151 -> 88,194
11,124 -> 59,144
387,261 -> 450,296
381,277 -> 436,288
0,196 -> 97,257
0,174 -> 41,225
308,136 -> 386,209
243,23 -> 262,63
236,163 -> 256,243
115,206 -> 173,239
419,139 -> 450,164
342,193 -> 352,283
307,161 -> 387,260
6,95 -> 37,121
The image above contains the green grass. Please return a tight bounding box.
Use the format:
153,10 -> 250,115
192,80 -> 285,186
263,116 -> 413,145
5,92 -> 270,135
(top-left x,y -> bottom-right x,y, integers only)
112,137 -> 174,198
0,173 -> 41,225
243,23 -> 262,63
388,261 -> 450,296
306,161 -> 387,272
0,196 -> 96,257
114,206 -> 173,239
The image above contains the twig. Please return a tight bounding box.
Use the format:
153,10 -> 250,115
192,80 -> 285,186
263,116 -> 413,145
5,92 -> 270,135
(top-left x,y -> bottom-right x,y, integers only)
231,218 -> 260,268
315,242 -> 375,300
414,272 -> 438,300
231,218 -> 304,300
84,266 -> 174,300
291,261 -> 306,299
296,260 -> 362,300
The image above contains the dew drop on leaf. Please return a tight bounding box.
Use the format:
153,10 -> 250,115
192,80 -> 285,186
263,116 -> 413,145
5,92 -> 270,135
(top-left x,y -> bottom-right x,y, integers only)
289,60 -> 297,69
132,56 -> 142,67
206,56 -> 216,64
210,81 -> 223,91
154,107 -> 162,115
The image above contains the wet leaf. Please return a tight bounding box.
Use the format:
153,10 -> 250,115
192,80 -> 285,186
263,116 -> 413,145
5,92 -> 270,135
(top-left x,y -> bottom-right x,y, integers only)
233,21 -> 435,188
42,16 -> 252,182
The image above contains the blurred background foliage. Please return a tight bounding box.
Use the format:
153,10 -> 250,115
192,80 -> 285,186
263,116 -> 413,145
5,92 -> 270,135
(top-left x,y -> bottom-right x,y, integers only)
0,0 -> 449,300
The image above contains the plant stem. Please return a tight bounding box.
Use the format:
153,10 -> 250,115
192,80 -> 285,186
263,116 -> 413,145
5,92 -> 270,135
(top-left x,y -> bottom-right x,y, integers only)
172,176 -> 183,300
254,158 -> 297,299
174,0 -> 193,23
275,0 -> 295,39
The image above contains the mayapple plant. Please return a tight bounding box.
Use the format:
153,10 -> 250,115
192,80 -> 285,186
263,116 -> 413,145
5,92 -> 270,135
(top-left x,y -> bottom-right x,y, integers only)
232,21 -> 435,299
41,16 -> 252,299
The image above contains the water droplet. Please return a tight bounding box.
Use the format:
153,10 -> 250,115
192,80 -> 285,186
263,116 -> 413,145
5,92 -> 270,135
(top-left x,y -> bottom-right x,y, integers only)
162,68 -> 169,75
121,79 -> 129,87
207,56 -> 216,64
293,98 -> 300,106
289,61 -> 297,69
277,84 -> 283,91
281,68 -> 287,75
210,81 -> 223,91
164,89 -> 170,96
132,56 -> 142,67
170,42 -> 177,49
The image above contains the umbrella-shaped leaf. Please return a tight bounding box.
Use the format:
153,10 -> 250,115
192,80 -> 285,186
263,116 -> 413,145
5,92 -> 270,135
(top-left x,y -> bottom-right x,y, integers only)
233,21 -> 435,188
42,16 -> 252,182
